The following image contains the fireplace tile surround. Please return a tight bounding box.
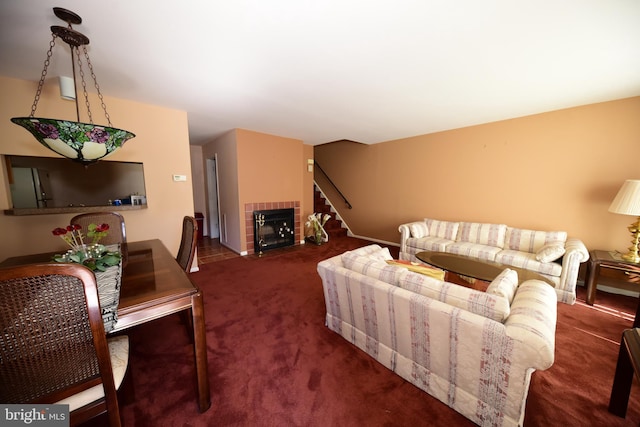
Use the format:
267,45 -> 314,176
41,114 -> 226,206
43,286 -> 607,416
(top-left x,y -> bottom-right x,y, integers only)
244,201 -> 301,254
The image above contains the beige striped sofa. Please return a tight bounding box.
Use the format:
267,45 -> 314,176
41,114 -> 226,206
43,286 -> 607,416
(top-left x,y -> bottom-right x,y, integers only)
318,244 -> 557,427
398,218 -> 589,304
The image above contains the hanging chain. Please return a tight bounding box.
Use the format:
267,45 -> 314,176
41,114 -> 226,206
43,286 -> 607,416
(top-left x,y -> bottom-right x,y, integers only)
29,35 -> 57,118
27,19 -> 113,127
75,45 -> 93,124
83,45 -> 112,127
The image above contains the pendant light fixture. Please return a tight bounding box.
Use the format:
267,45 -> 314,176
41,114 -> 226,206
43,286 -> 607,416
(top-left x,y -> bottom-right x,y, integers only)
11,7 -> 135,164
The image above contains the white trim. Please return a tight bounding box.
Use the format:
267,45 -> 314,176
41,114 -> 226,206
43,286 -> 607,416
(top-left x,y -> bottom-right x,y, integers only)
347,233 -> 400,248
313,182 -> 352,235
595,284 -> 640,298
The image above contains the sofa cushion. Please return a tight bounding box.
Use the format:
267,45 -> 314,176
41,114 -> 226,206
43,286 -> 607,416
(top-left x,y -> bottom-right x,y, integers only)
505,227 -> 567,253
486,268 -> 518,304
495,250 -> 563,277
535,242 -> 566,263
368,247 -> 394,262
456,222 -> 507,248
425,218 -> 460,240
405,237 -> 455,252
409,222 -> 427,238
398,272 -> 511,322
342,252 -> 408,286
444,242 -> 502,261
347,244 -> 385,257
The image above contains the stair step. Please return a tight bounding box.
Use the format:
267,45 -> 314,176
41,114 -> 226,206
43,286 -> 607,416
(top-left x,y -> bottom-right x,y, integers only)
313,189 -> 346,238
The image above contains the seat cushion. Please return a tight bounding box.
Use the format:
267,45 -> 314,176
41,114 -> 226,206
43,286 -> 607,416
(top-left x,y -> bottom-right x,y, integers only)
445,242 -> 502,261
56,335 -> 129,411
405,236 -> 455,252
495,250 -> 563,277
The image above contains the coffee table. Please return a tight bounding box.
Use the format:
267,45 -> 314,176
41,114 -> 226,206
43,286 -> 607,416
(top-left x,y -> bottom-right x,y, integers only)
415,251 -> 555,288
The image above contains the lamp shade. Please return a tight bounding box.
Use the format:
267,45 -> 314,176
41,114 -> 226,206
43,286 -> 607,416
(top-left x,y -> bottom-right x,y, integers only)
10,8 -> 134,164
609,180 -> 640,216
11,117 -> 135,163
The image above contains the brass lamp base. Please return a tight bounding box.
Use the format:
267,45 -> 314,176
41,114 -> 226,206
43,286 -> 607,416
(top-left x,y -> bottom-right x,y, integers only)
621,217 -> 640,263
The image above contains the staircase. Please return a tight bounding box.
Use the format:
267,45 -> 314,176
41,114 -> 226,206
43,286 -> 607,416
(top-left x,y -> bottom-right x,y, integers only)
314,189 -> 348,238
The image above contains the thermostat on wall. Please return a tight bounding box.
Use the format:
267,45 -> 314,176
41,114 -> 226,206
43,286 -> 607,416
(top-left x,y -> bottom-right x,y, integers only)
173,174 -> 187,182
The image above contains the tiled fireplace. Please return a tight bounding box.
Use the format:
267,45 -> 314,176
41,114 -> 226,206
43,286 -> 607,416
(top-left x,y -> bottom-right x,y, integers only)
244,201 -> 301,254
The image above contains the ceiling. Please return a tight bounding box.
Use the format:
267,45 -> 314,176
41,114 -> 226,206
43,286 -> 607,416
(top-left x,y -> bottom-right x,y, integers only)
1,1 -> 639,146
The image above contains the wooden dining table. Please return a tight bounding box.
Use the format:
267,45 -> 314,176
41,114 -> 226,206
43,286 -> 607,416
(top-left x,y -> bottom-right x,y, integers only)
0,239 -> 211,413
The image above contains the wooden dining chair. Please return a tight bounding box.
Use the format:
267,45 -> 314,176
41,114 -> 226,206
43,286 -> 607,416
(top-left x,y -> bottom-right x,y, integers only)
0,263 -> 130,427
176,215 -> 198,273
71,212 -> 127,245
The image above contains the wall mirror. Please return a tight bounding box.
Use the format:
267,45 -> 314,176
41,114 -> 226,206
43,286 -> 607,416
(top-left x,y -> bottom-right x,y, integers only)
6,155 -> 147,209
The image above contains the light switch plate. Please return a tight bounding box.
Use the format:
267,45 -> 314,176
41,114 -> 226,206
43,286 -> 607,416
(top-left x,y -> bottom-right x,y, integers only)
173,174 -> 187,182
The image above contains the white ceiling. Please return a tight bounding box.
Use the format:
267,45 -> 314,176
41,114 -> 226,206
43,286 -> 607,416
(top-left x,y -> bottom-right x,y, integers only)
1,1 -> 639,146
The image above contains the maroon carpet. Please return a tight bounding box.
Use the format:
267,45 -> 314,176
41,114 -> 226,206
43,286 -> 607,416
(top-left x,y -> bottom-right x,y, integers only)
97,237 -> 640,426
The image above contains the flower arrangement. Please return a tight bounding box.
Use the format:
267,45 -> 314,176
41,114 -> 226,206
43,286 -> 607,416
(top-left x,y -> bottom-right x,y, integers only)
306,213 -> 331,245
52,223 -> 121,271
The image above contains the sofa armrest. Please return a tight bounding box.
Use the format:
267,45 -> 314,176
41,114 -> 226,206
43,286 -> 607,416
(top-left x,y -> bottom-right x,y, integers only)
504,280 -> 557,370
564,237 -> 589,263
398,221 -> 425,254
554,237 -> 589,304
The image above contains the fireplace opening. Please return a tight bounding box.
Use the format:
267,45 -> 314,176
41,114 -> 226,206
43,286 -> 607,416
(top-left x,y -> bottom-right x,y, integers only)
253,208 -> 295,253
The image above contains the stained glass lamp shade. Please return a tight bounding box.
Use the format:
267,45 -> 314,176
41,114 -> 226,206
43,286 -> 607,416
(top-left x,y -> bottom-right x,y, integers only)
11,8 -> 135,164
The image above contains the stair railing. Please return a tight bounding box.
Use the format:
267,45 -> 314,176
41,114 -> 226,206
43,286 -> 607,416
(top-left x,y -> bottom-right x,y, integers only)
314,160 -> 352,209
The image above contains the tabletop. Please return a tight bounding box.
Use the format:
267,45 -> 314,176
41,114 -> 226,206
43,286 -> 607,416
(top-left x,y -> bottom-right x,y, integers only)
0,239 -> 200,331
415,251 -> 555,286
0,238 -> 212,412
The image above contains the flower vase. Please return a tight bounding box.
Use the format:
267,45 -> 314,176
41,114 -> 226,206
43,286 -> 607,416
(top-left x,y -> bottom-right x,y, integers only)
94,256 -> 123,333
315,229 -> 323,245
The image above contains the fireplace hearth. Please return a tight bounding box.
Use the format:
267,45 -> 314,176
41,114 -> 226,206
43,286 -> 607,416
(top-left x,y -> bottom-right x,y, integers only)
253,208 -> 295,253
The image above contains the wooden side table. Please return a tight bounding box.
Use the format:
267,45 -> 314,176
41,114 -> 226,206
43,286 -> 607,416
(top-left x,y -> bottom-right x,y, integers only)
609,328 -> 640,418
585,250 -> 640,309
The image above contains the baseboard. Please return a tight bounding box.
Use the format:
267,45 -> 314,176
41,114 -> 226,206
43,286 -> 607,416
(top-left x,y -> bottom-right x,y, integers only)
347,232 -> 400,248
596,284 -> 639,298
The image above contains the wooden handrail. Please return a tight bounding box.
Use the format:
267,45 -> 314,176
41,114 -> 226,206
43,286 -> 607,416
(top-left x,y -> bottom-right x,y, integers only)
314,161 -> 352,209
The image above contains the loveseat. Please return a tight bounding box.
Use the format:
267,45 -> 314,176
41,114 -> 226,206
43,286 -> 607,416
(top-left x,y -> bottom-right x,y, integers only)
318,244 -> 557,427
399,218 -> 589,304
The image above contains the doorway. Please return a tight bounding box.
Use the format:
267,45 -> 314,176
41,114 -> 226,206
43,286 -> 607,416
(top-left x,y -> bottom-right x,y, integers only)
206,156 -> 220,239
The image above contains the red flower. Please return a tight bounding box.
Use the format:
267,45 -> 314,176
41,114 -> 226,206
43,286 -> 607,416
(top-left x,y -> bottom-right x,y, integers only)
96,223 -> 110,232
52,227 -> 67,236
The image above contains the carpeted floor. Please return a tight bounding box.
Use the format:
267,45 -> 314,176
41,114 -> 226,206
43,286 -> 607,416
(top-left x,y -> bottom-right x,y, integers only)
92,236 -> 640,426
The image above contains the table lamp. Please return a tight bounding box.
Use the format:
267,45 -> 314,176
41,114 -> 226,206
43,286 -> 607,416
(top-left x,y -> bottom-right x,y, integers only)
609,179 -> 640,263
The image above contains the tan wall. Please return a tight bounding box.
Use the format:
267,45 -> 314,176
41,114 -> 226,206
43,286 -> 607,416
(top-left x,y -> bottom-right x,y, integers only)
236,129 -> 309,251
0,75 -> 194,261
314,96 -> 640,252
200,128 -> 313,254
